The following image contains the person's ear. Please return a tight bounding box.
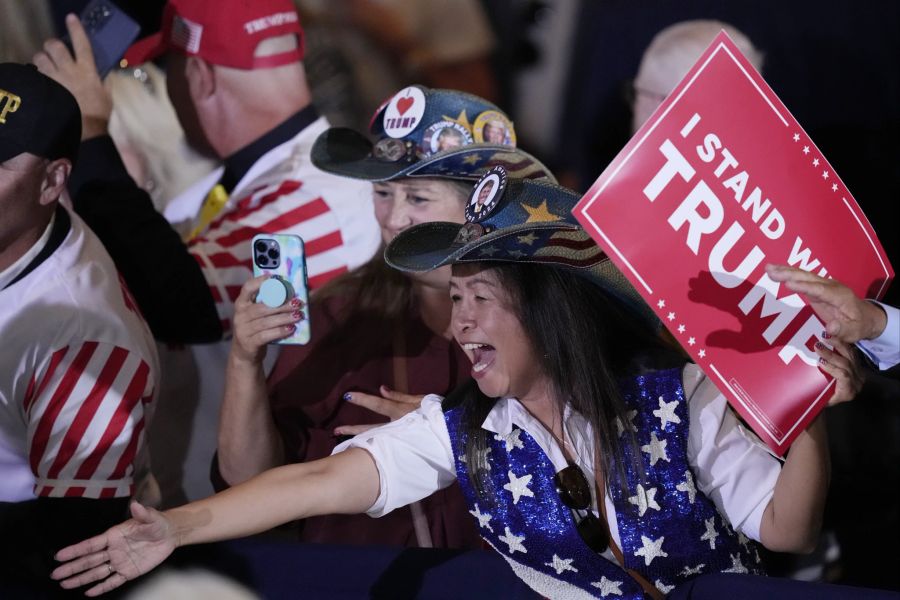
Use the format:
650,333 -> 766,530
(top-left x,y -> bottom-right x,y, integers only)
185,56 -> 216,103
39,159 -> 71,206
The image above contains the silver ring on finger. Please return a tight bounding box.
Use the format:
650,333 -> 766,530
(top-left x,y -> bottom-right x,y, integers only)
107,563 -> 114,575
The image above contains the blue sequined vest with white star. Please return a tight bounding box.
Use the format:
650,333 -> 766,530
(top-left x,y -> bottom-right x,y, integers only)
444,368 -> 763,599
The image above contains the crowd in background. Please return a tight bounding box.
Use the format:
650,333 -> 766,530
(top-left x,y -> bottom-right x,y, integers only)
1,0 -> 898,598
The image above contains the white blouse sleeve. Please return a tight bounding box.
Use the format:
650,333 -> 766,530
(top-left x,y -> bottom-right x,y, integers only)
683,364 -> 781,542
331,394 -> 458,517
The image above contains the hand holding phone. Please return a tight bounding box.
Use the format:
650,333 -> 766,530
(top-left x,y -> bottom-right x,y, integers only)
64,0 -> 141,78
251,234 -> 311,345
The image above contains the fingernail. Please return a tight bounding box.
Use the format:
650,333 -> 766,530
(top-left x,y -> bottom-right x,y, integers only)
819,357 -> 827,365
285,324 -> 294,332
381,384 -> 391,393
822,331 -> 831,339
342,392 -> 352,402
815,341 -> 825,350
290,298 -> 300,308
292,310 -> 302,319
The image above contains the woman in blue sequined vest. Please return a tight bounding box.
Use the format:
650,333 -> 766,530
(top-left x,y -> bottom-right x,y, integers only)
50,174 -> 860,599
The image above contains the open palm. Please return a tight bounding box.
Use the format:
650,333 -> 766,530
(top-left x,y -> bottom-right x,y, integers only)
52,502 -> 176,596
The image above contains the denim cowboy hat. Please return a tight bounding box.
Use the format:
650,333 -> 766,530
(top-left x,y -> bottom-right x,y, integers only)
311,85 -> 555,183
385,167 -> 655,325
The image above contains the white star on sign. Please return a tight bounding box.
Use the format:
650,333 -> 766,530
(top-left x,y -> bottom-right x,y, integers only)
634,535 -> 668,566
591,576 -> 623,597
822,170 -> 829,179
792,133 -> 800,142
657,299 -> 665,308
503,470 -> 534,504
615,409 -> 638,437
628,484 -> 661,516
677,324 -> 685,333
813,158 -> 820,167
680,563 -> 705,576
687,336 -> 696,346
723,553 -> 748,574
653,396 -> 681,428
831,183 -> 838,192
655,580 -> 675,594
700,517 -> 720,549
676,470 -> 697,503
479,246 -> 499,257
469,503 -> 493,532
494,429 -> 524,452
545,554 -> 578,575
802,145 -> 810,154
667,312 -> 675,321
698,349 -> 706,358
498,526 -> 527,554
641,432 -> 669,466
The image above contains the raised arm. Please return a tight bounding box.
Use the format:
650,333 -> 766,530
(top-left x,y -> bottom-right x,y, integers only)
217,276 -> 304,484
758,337 -> 863,551
52,448 -> 379,596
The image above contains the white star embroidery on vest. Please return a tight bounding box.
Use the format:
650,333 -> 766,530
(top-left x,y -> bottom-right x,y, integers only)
652,396 -> 681,428
641,432 -> 669,466
503,470 -> 534,504
680,563 -> 705,576
469,503 -> 493,533
633,535 -> 668,566
676,470 -> 697,503
494,428 -> 524,452
723,553 -> 748,574
544,554 -> 578,575
627,484 -> 660,517
591,576 -> 623,597
498,526 -> 527,554
614,410 -> 638,437
700,517 -> 719,549
655,580 -> 675,594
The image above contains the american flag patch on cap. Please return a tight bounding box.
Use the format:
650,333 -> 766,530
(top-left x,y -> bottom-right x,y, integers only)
171,14 -> 203,54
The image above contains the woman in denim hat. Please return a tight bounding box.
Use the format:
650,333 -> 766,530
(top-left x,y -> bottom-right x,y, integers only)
213,86 -> 554,550
53,173 -> 861,600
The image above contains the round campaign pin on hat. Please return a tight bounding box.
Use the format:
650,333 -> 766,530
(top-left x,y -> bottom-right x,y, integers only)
473,110 -> 516,146
382,86 -> 427,139
465,166 -> 507,223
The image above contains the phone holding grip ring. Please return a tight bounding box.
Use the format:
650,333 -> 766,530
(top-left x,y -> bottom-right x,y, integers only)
251,233 -> 310,344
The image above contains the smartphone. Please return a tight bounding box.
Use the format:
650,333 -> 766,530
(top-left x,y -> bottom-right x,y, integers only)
64,0 -> 141,78
251,233 -> 311,345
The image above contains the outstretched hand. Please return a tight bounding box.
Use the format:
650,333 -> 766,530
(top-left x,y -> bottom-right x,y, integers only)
335,386 -> 425,436
52,502 -> 176,597
766,264 -> 887,344
33,14 -> 112,139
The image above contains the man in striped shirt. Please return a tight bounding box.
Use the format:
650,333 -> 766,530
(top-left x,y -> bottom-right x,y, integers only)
35,0 -> 379,503
0,64 -> 159,593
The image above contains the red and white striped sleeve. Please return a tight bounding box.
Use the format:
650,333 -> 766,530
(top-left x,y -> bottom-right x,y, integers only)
188,180 -> 351,334
23,341 -> 154,499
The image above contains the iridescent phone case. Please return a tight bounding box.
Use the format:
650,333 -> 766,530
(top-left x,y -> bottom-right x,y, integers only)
251,233 -> 310,344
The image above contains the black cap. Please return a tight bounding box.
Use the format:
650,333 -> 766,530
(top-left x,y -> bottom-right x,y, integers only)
0,63 -> 81,164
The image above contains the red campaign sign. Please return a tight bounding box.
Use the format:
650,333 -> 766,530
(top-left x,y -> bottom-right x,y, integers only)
574,31 -> 894,455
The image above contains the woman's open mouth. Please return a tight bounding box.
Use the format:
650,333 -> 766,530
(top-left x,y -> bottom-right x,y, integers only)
462,342 -> 496,378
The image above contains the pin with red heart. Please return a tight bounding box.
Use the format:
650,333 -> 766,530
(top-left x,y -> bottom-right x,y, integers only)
383,86 -> 426,139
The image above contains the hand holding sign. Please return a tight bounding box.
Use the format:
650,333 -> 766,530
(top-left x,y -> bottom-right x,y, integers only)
574,31 -> 893,454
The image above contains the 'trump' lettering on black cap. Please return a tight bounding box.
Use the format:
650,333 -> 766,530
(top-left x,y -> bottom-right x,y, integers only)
0,63 -> 82,164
